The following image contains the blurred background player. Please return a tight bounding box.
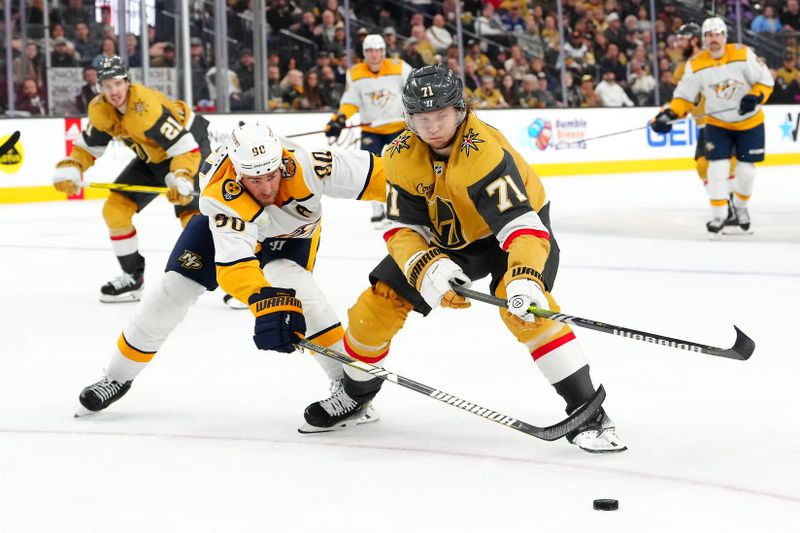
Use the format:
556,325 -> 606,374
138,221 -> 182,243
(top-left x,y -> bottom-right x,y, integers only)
52,56 -> 211,302
324,34 -> 411,229
302,65 -> 625,453
76,120 -> 385,429
651,17 -> 772,235
673,22 -> 737,225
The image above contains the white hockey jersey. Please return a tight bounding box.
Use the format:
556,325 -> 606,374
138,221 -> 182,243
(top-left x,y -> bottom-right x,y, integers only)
198,138 -> 385,306
338,59 -> 413,135
670,43 -> 773,131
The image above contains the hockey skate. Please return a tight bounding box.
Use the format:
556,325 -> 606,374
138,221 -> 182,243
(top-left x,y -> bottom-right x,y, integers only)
722,205 -> 753,234
567,407 -> 627,454
299,379 -> 379,434
706,217 -> 726,238
99,272 -> 144,303
74,375 -> 132,417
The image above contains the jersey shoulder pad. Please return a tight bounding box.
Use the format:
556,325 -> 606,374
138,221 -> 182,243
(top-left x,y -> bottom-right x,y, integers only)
382,130 -> 428,187
726,43 -> 748,61
201,156 -> 263,222
688,50 -> 716,73
125,84 -> 168,130
451,115 -> 504,185
275,147 -> 314,204
380,59 -> 404,76
349,62 -> 374,82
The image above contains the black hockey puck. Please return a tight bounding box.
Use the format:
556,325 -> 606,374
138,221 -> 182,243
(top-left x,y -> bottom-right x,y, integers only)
593,499 -> 619,511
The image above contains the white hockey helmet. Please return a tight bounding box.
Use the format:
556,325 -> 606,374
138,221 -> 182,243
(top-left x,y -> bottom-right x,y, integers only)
701,16 -> 727,46
363,34 -> 386,53
227,120 -> 283,178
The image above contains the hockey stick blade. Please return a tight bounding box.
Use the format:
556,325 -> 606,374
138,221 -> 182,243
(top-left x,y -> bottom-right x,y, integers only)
0,130 -> 21,157
451,284 -> 754,361
297,339 -> 605,441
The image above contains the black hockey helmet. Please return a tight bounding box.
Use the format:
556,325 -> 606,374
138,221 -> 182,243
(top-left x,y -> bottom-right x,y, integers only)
677,22 -> 702,41
402,64 -> 465,115
97,55 -> 129,83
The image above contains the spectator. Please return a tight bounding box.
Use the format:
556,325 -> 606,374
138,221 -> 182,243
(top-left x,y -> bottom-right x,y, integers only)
517,17 -> 545,58
629,60 -> 656,106
505,44 -> 531,81
15,78 -> 47,115
776,52 -> 799,86
298,70 -> 331,111
278,68 -> 304,110
464,39 -> 494,77
475,4 -> 508,43
410,25 -> 437,65
562,30 -> 592,73
499,73 -> 519,107
75,66 -> 99,113
151,42 -> 177,67
376,7 -> 395,30
126,34 -> 142,67
60,0 -> 92,35
518,74 -> 541,107
502,4 -> 526,34
472,75 -> 507,108
595,69 -> 634,107
535,71 -> 559,107
402,37 -> 426,69
751,6 -> 783,33
190,37 -> 210,102
13,42 -> 44,88
541,16 -> 561,52
205,66 -> 244,110
319,10 -> 339,49
235,48 -> 255,95
383,27 -> 402,58
90,6 -> 114,42
92,38 -> 117,69
73,22 -> 99,64
463,61 -> 481,93
781,0 -> 800,31
297,11 -> 323,49
605,12 -> 626,49
658,69 -> 676,102
319,65 -> 344,108
50,23 -> 72,51
579,74 -> 601,107
426,14 -> 453,54
51,38 -> 78,67
267,65 -> 283,110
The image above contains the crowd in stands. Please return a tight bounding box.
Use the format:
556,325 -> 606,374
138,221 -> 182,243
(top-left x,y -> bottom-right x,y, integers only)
1,0 -> 799,116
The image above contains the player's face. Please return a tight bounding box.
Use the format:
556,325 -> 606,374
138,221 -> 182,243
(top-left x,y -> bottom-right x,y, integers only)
241,167 -> 282,206
411,106 -> 462,151
364,48 -> 385,71
704,31 -> 726,55
100,78 -> 130,109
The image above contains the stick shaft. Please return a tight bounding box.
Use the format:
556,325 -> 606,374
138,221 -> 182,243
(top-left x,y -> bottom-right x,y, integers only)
297,339 -> 606,441
452,285 -> 753,361
285,123 -> 370,138
85,182 -> 200,197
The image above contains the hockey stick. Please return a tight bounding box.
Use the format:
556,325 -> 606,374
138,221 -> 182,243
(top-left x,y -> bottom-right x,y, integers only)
83,182 -> 200,197
0,130 -> 21,157
285,123 -> 371,138
564,106 -> 740,145
297,339 -> 606,441
451,285 -> 754,361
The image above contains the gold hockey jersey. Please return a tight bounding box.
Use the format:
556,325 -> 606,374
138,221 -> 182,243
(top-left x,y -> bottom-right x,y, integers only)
338,59 -> 413,135
67,84 -> 202,177
670,44 -> 773,131
199,138 -> 385,308
382,112 -> 551,279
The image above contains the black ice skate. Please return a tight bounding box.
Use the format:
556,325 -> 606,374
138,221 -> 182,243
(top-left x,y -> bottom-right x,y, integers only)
732,206 -> 751,232
299,378 -> 380,434
567,407 -> 627,454
75,376 -> 132,417
100,271 -> 144,303
370,203 -> 388,230
706,217 -> 726,235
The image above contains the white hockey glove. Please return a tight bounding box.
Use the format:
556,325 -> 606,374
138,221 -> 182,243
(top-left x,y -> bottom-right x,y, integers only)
405,248 -> 471,310
53,160 -> 83,195
165,171 -> 195,206
505,268 -> 549,328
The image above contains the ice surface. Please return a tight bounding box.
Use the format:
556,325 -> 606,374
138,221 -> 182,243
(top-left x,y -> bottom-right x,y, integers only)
1,167 -> 797,532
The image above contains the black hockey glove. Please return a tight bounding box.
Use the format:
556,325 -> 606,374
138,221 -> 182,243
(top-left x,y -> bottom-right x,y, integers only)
738,93 -> 763,115
650,108 -> 678,134
249,287 -> 306,354
325,113 -> 347,139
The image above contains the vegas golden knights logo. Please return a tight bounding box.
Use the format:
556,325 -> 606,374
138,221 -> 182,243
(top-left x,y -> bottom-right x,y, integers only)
432,197 -> 466,248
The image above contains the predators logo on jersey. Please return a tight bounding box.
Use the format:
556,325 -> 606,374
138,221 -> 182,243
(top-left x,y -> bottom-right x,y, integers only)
709,79 -> 745,100
282,155 -> 296,178
366,89 -> 395,109
387,132 -> 411,158
460,128 -> 484,157
223,179 -> 243,201
178,250 -> 203,269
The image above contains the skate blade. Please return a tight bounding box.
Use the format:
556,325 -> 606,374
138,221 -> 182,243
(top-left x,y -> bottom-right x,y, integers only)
721,227 -> 754,236
74,405 -> 97,418
298,407 -> 380,434
99,290 -> 143,303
